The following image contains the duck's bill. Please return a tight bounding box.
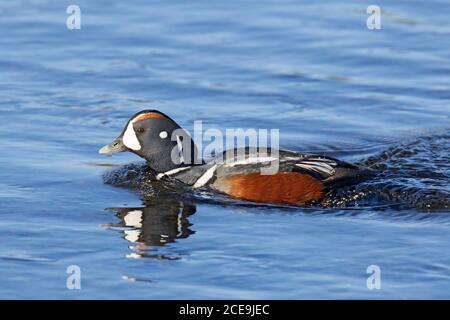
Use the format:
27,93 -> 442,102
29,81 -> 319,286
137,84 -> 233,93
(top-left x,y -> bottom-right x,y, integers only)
98,138 -> 128,154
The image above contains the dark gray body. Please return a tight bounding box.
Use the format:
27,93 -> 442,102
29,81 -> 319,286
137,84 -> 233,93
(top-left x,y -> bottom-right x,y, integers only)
159,148 -> 375,193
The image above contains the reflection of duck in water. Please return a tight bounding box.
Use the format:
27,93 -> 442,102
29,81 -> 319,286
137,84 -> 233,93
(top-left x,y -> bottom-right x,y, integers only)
99,110 -> 374,206
106,197 -> 196,259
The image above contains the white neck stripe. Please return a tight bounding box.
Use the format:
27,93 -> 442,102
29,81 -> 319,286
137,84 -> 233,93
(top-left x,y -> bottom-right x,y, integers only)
156,166 -> 191,180
193,165 -> 217,188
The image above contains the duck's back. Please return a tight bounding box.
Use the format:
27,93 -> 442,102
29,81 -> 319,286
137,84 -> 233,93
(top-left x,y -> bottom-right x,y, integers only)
171,148 -> 375,205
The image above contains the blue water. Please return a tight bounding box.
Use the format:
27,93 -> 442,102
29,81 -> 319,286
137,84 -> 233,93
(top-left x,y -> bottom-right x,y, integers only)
0,0 -> 449,299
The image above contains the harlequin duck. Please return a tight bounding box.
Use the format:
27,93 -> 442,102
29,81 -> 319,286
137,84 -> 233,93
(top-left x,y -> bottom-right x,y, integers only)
99,110 -> 374,206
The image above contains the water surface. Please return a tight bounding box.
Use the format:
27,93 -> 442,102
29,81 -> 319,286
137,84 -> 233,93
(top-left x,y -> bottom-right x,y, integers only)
0,0 -> 449,299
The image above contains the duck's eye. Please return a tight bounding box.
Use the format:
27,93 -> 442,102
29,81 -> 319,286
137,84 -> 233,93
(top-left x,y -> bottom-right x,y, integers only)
159,131 -> 168,139
136,127 -> 145,134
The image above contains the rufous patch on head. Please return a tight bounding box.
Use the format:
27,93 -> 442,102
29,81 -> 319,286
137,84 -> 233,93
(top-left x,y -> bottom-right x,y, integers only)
218,172 -> 324,205
134,112 -> 167,122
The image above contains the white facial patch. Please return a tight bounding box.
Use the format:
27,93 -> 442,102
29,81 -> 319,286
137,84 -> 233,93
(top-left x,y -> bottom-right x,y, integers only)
159,131 -> 168,139
122,120 -> 141,151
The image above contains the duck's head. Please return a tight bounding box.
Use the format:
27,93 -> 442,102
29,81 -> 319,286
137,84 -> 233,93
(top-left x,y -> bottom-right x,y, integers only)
99,110 -> 200,173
